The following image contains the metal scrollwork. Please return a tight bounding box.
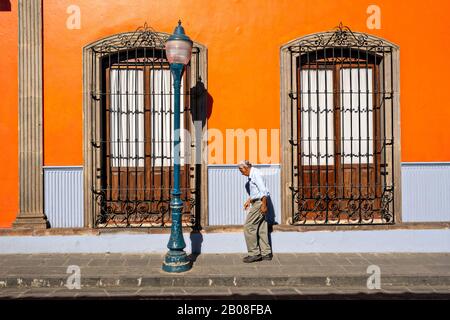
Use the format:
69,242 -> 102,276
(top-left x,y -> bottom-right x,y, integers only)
90,23 -> 199,228
94,193 -> 196,228
380,190 -> 394,223
289,23 -> 396,226
92,22 -> 169,55
294,22 -> 388,54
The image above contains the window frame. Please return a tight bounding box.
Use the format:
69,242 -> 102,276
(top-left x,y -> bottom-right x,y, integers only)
280,26 -> 401,226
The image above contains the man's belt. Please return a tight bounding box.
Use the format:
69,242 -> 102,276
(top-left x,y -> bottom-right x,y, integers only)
250,198 -> 261,203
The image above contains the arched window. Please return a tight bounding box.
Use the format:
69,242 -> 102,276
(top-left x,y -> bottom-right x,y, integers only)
280,24 -> 400,225
83,24 -> 208,228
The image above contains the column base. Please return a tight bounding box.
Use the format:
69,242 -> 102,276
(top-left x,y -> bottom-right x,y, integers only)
12,214 -> 49,230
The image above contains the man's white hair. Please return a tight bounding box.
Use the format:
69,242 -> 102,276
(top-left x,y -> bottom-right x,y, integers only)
238,160 -> 252,168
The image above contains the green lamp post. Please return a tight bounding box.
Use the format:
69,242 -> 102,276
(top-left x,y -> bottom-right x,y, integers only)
162,20 -> 193,273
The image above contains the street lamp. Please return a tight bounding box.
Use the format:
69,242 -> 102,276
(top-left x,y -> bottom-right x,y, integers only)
162,20 -> 193,273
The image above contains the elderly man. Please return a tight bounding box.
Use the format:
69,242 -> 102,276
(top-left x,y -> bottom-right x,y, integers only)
238,160 -> 273,263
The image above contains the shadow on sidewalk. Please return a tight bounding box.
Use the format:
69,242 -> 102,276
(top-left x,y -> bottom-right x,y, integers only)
187,231 -> 203,264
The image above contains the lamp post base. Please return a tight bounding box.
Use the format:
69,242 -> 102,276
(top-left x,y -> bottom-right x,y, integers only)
162,250 -> 192,273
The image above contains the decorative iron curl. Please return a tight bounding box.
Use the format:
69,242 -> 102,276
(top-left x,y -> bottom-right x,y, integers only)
94,193 -> 198,227
91,22 -> 169,55
296,22 -> 386,51
380,189 -> 394,223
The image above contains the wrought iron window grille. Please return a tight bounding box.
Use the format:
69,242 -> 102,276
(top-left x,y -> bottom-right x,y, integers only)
88,23 -> 201,228
286,23 -> 397,225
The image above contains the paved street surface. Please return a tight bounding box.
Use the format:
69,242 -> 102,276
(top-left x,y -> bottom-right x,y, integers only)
0,253 -> 449,299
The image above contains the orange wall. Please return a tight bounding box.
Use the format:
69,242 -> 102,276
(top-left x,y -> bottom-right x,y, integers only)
0,1 -> 18,228
1,0 -> 450,226
42,0 -> 450,166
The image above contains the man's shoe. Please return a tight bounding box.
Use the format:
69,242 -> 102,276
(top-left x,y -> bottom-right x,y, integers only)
261,254 -> 273,261
243,255 -> 262,263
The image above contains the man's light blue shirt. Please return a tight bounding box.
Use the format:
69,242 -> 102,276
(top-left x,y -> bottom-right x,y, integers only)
245,167 -> 270,200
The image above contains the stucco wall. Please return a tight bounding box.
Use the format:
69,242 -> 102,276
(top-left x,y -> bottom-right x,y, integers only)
1,0 -> 450,227
0,2 -> 18,228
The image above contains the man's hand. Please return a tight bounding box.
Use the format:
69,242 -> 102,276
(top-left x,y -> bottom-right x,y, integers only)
244,198 -> 251,210
260,197 -> 268,215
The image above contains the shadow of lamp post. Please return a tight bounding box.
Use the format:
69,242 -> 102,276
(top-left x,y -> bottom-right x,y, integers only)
162,20 -> 193,273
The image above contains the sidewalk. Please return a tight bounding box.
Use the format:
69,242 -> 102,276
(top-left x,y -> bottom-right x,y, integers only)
0,253 -> 449,299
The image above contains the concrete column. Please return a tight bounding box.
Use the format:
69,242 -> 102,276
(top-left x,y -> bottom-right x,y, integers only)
13,0 -> 48,229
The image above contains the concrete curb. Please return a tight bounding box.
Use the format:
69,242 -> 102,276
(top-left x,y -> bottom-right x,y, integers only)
1,275 -> 449,289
